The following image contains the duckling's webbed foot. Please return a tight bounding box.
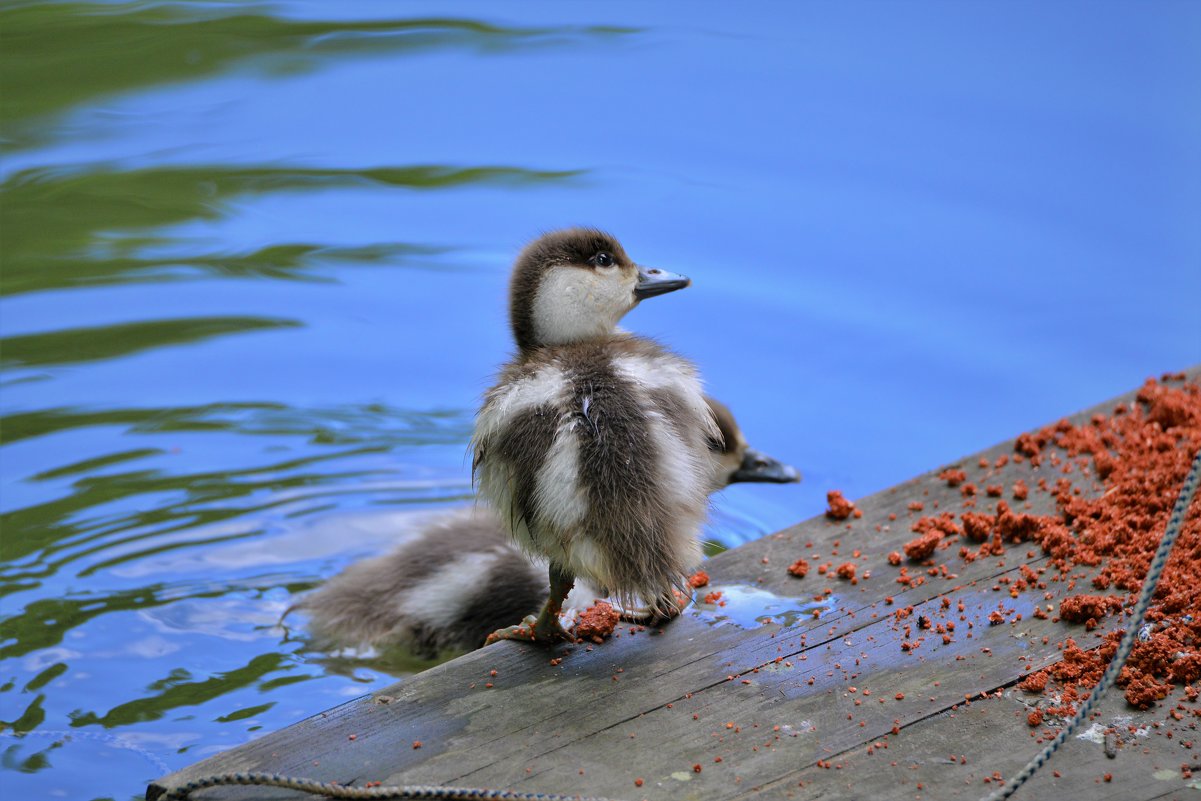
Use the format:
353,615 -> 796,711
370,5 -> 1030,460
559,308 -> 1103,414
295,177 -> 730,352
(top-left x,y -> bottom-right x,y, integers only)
485,564 -> 576,646
485,614 -> 540,645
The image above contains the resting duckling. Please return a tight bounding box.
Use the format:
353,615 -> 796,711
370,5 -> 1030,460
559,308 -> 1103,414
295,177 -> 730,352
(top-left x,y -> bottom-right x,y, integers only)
474,228 -> 720,643
297,397 -> 799,657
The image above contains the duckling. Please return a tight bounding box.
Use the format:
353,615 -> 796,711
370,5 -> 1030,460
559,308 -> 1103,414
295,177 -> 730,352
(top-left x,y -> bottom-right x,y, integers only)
296,397 -> 799,657
474,228 -> 721,643
703,396 -> 802,489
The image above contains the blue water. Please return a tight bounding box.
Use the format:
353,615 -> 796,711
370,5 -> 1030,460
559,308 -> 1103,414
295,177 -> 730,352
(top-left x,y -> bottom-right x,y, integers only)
1,3 -> 1199,799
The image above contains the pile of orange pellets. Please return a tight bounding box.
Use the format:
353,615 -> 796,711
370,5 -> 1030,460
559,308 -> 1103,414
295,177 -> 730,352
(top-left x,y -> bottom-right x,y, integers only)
900,375 -> 1199,711
1002,375 -> 1200,710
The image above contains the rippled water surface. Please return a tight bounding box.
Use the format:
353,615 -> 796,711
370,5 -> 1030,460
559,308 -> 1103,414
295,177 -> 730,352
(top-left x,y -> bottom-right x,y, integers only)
2,3 -> 1199,799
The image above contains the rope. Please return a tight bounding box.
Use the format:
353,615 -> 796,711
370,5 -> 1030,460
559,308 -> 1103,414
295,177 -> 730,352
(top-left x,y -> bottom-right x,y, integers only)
157,772 -> 622,800
980,447 -> 1201,801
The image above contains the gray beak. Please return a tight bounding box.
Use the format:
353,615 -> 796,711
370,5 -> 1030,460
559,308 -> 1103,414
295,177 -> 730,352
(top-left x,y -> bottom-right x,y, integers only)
730,448 -> 802,484
634,266 -> 690,300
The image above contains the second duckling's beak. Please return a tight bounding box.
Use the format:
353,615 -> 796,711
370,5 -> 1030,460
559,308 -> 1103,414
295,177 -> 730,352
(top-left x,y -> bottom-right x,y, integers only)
634,266 -> 690,300
731,448 -> 802,484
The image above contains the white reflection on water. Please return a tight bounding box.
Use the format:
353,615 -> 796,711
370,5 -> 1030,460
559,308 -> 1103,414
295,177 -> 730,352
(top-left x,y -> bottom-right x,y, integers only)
110,502 -> 462,577
691,584 -> 838,629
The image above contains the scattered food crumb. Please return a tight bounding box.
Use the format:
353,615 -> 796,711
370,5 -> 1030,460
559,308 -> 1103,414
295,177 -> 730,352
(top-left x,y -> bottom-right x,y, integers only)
939,468 -> 967,487
826,490 -> 856,520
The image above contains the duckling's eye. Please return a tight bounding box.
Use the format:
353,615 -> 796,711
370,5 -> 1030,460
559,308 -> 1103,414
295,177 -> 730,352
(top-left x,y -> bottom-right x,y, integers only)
594,252 -> 614,268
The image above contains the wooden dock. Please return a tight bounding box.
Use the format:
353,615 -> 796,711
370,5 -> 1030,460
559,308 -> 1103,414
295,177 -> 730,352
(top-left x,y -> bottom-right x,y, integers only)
149,370 -> 1201,801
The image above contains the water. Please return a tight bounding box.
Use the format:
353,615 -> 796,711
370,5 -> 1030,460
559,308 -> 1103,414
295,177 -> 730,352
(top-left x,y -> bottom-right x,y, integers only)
1,2 -> 1198,799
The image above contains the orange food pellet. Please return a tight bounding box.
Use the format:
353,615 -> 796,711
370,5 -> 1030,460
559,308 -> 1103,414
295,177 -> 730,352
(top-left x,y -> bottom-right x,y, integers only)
826,490 -> 856,520
576,601 -> 620,641
903,531 -> 941,561
939,468 -> 967,487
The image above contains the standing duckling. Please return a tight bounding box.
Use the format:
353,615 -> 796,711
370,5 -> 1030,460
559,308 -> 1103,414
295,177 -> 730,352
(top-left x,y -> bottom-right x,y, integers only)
295,397 -> 800,657
474,228 -> 718,643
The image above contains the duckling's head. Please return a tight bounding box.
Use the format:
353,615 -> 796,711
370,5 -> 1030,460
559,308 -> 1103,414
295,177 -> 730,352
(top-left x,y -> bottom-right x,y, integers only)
705,397 -> 802,489
509,228 -> 690,352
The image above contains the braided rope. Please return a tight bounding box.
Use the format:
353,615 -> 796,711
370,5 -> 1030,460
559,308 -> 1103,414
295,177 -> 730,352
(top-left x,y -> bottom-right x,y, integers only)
981,447 -> 1201,801
158,771 -> 621,800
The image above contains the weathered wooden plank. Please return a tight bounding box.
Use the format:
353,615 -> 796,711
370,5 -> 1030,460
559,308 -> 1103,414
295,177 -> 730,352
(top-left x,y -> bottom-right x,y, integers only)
149,368 -> 1200,801
754,685 -> 1200,801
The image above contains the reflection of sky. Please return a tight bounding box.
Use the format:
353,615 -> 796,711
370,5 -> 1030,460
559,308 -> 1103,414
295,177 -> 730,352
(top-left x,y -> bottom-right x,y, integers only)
0,3 -> 1199,797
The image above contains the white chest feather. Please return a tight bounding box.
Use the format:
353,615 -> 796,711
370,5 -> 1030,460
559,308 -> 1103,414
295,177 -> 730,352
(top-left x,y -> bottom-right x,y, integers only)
534,419 -> 590,531
475,364 -> 568,443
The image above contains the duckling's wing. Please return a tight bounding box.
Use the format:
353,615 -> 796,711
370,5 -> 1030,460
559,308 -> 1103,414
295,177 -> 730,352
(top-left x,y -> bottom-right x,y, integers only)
473,363 -> 570,550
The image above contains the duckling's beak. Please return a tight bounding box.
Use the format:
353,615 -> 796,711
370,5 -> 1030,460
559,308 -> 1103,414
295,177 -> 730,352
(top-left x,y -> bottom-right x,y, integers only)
730,448 -> 802,484
634,266 -> 690,300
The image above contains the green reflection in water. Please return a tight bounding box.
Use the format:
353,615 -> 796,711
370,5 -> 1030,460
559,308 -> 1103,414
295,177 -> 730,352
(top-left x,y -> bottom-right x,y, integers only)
69,653 -> 302,729
257,673 -> 311,692
0,1 -> 634,143
1,586 -> 171,660
1,242 -> 446,297
0,316 -> 301,367
300,642 -> 459,680
0,694 -> 45,734
31,449 -> 164,481
2,401 -> 469,446
1,403 -> 470,599
0,739 -> 59,773
215,702 -> 274,723
0,164 -> 582,297
3,449 -> 380,568
0,572 -> 311,661
24,663 -> 68,693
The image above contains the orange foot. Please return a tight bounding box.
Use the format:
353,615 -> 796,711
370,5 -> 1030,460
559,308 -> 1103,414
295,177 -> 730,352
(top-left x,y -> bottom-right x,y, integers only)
485,614 -> 573,646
